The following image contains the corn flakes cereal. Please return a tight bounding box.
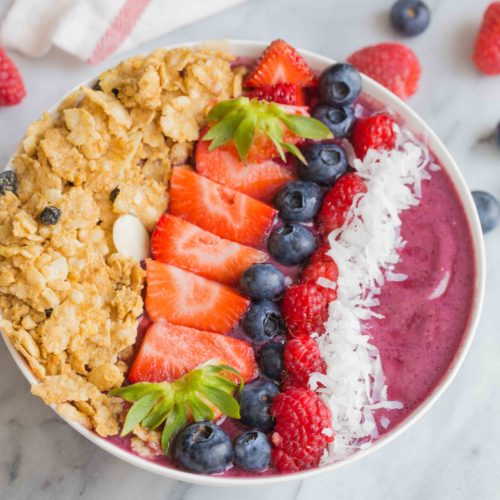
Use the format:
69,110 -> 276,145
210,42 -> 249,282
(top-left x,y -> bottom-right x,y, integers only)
0,45 -> 242,438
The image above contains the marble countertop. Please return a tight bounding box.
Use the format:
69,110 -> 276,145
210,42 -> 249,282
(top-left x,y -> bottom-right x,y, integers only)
1,0 -> 499,498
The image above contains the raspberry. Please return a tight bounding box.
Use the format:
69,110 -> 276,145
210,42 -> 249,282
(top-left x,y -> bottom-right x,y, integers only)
351,114 -> 397,159
271,387 -> 334,472
317,172 -> 367,236
0,48 -> 26,106
347,43 -> 421,100
283,336 -> 326,387
246,83 -> 305,105
473,2 -> 500,75
281,283 -> 329,337
301,245 -> 339,302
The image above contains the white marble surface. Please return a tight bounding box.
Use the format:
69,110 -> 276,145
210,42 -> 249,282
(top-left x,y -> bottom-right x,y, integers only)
1,0 -> 500,498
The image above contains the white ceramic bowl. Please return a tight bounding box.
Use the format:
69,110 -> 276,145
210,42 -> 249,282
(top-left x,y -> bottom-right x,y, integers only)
1,40 -> 486,486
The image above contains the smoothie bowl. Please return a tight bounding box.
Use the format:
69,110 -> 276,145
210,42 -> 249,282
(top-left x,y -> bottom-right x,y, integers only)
0,39 -> 485,485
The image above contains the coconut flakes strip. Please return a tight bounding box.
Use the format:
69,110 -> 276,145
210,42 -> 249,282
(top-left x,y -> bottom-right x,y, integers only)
311,130 -> 431,463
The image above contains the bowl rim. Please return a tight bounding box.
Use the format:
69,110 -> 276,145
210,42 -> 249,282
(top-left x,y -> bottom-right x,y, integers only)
1,39 -> 486,486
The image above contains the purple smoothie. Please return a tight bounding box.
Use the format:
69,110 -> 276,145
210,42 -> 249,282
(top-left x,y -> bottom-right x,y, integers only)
369,167 -> 475,431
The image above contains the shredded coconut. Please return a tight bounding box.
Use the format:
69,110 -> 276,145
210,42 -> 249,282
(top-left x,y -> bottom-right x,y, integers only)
310,128 -> 431,463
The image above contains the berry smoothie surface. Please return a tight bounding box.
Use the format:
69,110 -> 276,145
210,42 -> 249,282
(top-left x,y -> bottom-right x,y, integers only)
370,165 -> 475,431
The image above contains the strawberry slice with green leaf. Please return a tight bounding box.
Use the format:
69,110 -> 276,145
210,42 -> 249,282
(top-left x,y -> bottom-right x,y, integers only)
151,214 -> 267,285
145,259 -> 249,334
169,167 -> 277,247
245,39 -> 316,88
195,133 -> 295,202
111,361 -> 249,454
203,97 -> 331,165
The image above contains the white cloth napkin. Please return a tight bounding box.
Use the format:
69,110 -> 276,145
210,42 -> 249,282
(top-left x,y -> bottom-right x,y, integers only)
1,0 -> 248,64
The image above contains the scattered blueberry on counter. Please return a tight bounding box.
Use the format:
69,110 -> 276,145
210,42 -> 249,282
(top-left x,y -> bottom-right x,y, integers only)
174,422 -> 233,474
268,223 -> 317,266
318,63 -> 362,106
39,206 -> 61,225
472,191 -> 500,234
0,170 -> 17,195
299,142 -> 349,185
312,103 -> 356,138
239,263 -> 285,300
257,342 -> 284,382
390,0 -> 431,37
274,181 -> 323,222
233,430 -> 272,472
243,300 -> 285,342
238,379 -> 280,432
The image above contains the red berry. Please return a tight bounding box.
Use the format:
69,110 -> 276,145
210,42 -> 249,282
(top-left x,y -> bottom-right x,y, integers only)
318,172 -> 367,235
246,82 -> 306,105
245,39 -> 316,88
281,283 -> 329,337
473,2 -> 500,75
283,336 -> 326,387
347,43 -> 421,100
271,387 -> 334,472
0,48 -> 26,106
301,245 -> 339,301
351,114 -> 397,159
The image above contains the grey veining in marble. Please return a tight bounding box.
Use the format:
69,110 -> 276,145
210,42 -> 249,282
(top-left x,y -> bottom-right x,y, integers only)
1,0 -> 500,499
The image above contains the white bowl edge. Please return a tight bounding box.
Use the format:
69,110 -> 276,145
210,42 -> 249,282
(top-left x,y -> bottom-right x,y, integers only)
0,39 -> 486,486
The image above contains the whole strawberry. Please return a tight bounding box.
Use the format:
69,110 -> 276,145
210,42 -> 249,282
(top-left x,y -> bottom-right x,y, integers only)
318,172 -> 367,235
473,2 -> 500,75
283,336 -> 327,387
281,283 -> 329,337
271,387 -> 334,472
351,114 -> 397,159
347,43 -> 421,100
0,48 -> 26,106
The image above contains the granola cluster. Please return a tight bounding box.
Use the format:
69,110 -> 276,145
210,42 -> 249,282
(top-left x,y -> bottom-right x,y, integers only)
0,46 -> 244,436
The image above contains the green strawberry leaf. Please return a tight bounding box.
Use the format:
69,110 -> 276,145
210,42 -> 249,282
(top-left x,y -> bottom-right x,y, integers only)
141,395 -> 173,429
111,364 -> 244,454
121,391 -> 163,436
161,404 -> 187,454
203,97 -> 332,164
109,382 -> 164,402
202,386 -> 240,419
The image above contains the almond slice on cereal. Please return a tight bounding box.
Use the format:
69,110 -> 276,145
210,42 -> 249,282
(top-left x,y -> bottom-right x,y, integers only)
113,214 -> 150,261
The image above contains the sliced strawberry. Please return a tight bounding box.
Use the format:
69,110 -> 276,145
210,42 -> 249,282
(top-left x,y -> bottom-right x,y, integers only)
245,39 -> 316,88
245,83 -> 306,105
195,137 -> 295,202
128,322 -> 257,383
145,259 -> 249,334
218,105 -> 309,164
151,214 -> 268,286
169,167 -> 277,247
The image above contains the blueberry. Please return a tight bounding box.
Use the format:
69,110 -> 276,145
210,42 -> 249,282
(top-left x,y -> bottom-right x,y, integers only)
472,191 -> 500,234
274,181 -> 322,222
233,430 -> 271,472
494,122 -> 500,148
390,0 -> 431,36
173,422 -> 233,474
243,300 -> 285,342
299,143 -> 348,186
110,186 -> 120,202
0,170 -> 17,195
268,223 -> 317,266
239,263 -> 285,300
238,379 -> 280,432
312,104 -> 355,138
257,342 -> 284,382
39,206 -> 61,225
319,63 -> 362,106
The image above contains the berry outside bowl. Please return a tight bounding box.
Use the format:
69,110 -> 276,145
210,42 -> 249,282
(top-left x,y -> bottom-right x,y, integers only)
0,39 -> 486,486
